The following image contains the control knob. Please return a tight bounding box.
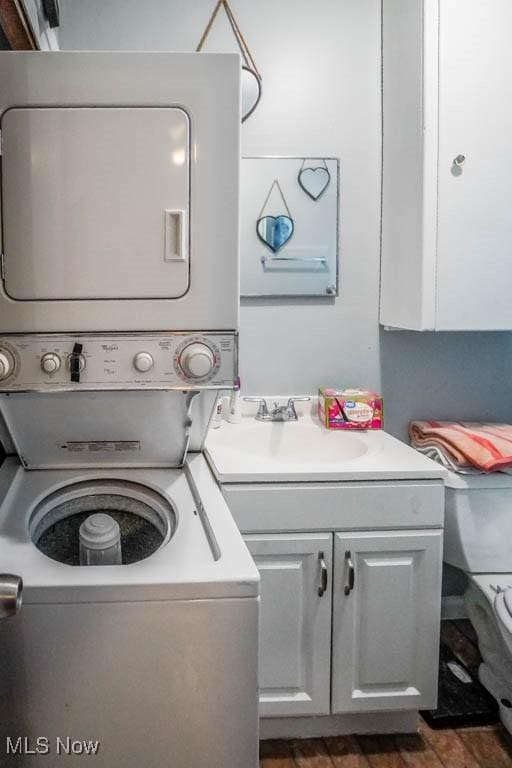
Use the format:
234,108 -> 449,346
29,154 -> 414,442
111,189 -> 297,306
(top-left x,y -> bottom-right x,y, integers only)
133,352 -> 154,373
0,349 -> 14,381
66,353 -> 86,372
41,353 -> 61,374
179,343 -> 215,379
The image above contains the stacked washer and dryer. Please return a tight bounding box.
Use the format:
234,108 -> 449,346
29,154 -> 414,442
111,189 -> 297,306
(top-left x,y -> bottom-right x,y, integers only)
0,53 -> 259,767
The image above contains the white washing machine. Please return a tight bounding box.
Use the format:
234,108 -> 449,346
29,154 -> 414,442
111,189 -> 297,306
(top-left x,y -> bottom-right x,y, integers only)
0,53 -> 259,767
0,456 -> 259,768
444,470 -> 512,734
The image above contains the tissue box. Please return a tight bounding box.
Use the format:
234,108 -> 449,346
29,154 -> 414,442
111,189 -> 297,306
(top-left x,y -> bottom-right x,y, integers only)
318,388 -> 383,430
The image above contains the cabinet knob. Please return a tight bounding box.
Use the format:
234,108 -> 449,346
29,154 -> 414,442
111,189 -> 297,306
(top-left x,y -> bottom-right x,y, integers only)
453,154 -> 466,167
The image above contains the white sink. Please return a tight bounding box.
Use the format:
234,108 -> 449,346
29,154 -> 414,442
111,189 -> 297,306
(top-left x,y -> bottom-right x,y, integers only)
239,420 -> 369,464
205,411 -> 386,482
205,408 -> 447,483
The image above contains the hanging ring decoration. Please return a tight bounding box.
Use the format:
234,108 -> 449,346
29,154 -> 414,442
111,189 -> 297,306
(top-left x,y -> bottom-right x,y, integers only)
298,158 -> 331,201
256,180 -> 295,254
196,0 -> 262,122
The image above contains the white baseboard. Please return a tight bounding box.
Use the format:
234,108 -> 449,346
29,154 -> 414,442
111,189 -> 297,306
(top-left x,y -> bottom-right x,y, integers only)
260,711 -> 419,739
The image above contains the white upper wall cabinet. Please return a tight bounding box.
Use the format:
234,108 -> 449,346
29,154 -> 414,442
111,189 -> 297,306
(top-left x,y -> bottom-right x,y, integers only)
381,0 -> 512,331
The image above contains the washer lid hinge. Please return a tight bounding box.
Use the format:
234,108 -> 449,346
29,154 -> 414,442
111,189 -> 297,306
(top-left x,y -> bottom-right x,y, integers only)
184,461 -> 221,562
179,389 -> 200,466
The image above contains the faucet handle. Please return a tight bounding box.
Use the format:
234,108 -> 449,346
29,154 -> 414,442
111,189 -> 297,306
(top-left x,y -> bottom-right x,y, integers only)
243,397 -> 269,419
286,396 -> 311,419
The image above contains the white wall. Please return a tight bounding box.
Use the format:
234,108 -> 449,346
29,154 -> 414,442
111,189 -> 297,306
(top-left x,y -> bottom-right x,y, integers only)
59,0 -> 512,440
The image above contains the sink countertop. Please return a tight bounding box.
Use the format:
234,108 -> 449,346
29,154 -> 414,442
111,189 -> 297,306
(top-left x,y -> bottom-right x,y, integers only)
205,409 -> 447,484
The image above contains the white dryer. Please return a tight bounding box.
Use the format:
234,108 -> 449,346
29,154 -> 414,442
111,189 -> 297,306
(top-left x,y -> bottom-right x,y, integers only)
0,52 -> 240,334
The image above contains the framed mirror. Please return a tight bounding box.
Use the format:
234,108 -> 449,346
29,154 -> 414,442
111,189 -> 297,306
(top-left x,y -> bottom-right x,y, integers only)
241,157 -> 340,297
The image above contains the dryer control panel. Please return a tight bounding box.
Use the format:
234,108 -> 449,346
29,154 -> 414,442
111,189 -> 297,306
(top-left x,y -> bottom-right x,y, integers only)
0,333 -> 238,391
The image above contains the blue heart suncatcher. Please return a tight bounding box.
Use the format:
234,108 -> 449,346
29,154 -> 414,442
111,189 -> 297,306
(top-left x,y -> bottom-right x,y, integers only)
256,215 -> 294,253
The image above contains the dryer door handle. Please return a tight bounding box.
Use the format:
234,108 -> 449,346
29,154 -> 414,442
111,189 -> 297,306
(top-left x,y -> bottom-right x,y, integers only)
164,210 -> 187,262
0,574 -> 23,619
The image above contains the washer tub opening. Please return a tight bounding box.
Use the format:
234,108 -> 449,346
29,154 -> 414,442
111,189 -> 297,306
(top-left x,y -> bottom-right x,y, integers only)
29,479 -> 176,566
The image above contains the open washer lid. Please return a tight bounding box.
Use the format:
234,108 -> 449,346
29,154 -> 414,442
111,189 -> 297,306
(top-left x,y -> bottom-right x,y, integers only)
0,390 -> 217,469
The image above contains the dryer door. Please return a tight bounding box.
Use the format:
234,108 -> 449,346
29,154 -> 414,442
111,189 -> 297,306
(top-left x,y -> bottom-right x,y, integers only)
1,107 -> 190,301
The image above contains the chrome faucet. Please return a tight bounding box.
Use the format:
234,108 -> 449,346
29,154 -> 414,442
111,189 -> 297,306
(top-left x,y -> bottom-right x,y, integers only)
244,397 -> 310,422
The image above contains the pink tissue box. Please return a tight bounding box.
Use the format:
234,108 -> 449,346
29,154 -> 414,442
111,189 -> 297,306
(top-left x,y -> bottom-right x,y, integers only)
318,388 -> 383,430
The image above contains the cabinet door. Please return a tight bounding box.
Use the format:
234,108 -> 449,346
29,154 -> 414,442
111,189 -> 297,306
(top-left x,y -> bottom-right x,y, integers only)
332,530 -> 442,713
244,533 -> 332,717
436,0 -> 512,329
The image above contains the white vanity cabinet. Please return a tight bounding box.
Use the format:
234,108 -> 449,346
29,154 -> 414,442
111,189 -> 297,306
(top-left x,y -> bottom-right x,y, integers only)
332,530 -> 442,713
381,0 -> 512,330
206,421 -> 447,732
244,533 -> 332,717
223,479 -> 444,721
244,528 -> 442,718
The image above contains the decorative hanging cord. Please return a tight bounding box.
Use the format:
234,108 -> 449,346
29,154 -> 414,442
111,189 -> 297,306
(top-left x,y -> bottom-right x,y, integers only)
196,0 -> 261,79
223,1 -> 260,76
299,158 -> 329,172
258,180 -> 292,220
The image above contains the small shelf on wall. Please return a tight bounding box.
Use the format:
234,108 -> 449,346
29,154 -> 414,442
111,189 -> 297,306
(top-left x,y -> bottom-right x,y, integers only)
241,156 -> 340,298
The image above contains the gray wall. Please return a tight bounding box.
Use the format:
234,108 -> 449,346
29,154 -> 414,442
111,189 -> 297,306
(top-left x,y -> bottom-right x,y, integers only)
59,0 -> 512,441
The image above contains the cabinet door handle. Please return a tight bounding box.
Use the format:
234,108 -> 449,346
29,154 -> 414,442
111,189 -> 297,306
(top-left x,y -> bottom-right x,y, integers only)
318,552 -> 328,597
344,550 -> 355,596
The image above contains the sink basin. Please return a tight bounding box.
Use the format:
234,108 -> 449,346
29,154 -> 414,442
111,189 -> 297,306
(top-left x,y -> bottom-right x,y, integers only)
240,421 -> 369,464
205,412 -> 380,482
205,408 -> 447,483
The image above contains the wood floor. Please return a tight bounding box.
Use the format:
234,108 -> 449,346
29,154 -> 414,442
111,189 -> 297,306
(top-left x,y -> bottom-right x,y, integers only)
259,720 -> 512,768
260,620 -> 512,767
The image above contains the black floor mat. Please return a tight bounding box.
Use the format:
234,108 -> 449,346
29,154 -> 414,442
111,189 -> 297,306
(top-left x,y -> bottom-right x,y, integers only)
421,641 -> 499,728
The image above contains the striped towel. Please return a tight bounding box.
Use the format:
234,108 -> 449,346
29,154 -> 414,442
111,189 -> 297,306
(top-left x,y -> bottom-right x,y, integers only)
409,421 -> 512,472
